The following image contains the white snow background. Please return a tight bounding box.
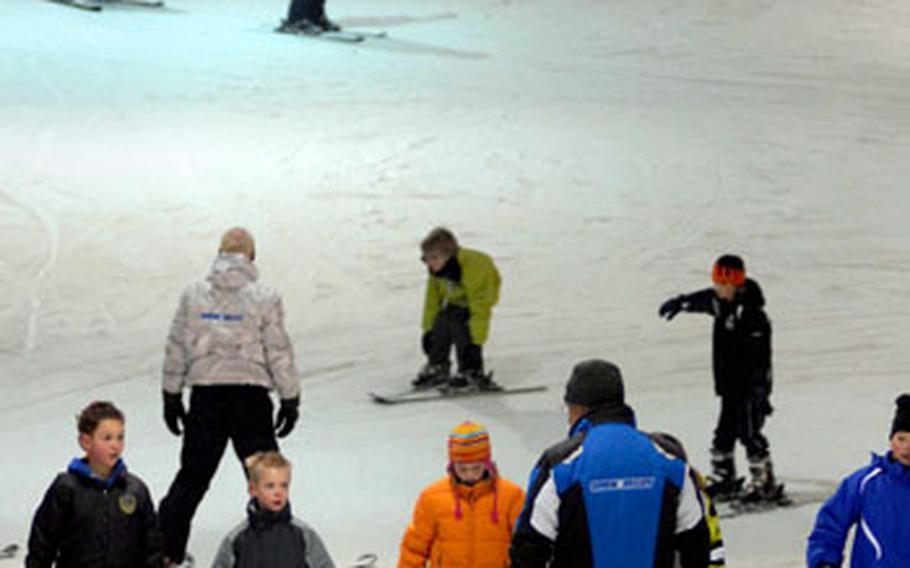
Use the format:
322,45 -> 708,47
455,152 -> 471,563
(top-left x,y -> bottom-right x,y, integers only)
1,0 -> 909,565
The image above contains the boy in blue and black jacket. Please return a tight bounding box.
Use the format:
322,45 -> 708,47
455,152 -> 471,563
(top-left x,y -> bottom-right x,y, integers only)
806,394 -> 910,568
26,401 -> 162,568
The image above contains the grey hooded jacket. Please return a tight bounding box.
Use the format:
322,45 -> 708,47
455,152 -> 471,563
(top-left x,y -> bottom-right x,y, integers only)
162,253 -> 300,400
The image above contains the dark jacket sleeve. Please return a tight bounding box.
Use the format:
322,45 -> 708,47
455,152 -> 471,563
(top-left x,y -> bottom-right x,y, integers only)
26,476 -> 69,568
806,473 -> 861,568
676,518 -> 711,568
678,288 -> 717,315
510,461 -> 556,568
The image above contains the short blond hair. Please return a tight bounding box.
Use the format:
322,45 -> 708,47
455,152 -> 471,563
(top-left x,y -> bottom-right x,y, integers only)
245,451 -> 291,484
219,227 -> 255,261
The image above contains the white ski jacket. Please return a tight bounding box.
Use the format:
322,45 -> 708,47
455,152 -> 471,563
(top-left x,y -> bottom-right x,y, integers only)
162,253 -> 300,400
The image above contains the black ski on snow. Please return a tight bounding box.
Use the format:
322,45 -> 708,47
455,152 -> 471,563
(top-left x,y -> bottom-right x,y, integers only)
48,0 -> 164,10
275,25 -> 386,43
113,0 -> 166,7
371,384 -> 548,405
47,0 -> 102,11
0,544 -> 18,559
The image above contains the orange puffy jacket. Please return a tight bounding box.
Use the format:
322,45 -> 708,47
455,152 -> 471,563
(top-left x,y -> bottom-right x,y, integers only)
398,474 -> 525,568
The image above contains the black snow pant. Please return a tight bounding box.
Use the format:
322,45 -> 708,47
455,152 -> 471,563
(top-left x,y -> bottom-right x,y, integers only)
158,385 -> 278,562
712,393 -> 770,459
424,305 -> 483,373
286,0 -> 326,23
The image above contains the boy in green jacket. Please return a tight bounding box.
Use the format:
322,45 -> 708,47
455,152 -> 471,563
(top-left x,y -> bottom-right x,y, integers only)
413,227 -> 501,390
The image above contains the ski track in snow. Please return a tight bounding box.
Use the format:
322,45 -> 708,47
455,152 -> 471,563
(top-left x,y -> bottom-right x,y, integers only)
2,0 -> 910,565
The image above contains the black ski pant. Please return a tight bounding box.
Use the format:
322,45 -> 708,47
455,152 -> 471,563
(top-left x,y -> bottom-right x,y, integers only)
286,0 -> 326,22
424,305 -> 483,373
712,393 -> 770,459
159,385 -> 278,562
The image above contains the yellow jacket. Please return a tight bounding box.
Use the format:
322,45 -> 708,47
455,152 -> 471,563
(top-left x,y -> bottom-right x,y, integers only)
422,248 -> 501,345
398,475 -> 524,568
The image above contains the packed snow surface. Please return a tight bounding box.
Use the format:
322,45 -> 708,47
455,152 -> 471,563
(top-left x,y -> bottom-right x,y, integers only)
1,0 -> 909,565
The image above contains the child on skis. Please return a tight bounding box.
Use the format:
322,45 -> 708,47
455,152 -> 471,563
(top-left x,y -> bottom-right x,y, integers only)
659,254 -> 779,502
413,228 -> 501,390
26,401 -> 162,567
398,421 -> 525,568
806,394 -> 910,568
212,451 -> 335,568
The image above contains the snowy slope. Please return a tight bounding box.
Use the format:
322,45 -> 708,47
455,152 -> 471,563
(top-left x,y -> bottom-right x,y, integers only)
1,0 -> 909,565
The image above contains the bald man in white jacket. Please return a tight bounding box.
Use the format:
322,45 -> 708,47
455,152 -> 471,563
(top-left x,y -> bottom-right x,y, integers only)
158,227 -> 301,567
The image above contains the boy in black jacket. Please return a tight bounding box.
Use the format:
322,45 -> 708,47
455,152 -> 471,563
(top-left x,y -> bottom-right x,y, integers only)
26,401 -> 162,567
659,254 -> 779,501
212,451 -> 334,568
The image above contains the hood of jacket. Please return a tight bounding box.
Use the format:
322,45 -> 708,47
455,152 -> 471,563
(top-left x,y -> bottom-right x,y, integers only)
873,451 -> 910,484
735,278 -> 765,309
207,252 -> 259,292
67,457 -> 127,489
246,498 -> 293,530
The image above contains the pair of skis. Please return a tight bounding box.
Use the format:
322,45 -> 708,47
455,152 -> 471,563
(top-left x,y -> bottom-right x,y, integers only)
371,373 -> 548,405
48,0 -> 164,11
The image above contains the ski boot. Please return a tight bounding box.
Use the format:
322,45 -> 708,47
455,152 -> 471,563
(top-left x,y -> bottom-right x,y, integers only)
447,369 -> 495,390
741,455 -> 786,504
277,18 -> 323,34
704,450 -> 742,502
315,14 -> 341,32
412,362 -> 451,389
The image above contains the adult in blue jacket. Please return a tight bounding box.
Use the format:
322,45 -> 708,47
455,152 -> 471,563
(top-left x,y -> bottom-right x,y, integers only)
806,394 -> 910,568
510,359 -> 710,568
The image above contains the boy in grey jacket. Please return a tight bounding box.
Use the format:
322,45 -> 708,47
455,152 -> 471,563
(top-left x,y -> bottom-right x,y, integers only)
212,452 -> 334,568
159,227 -> 302,566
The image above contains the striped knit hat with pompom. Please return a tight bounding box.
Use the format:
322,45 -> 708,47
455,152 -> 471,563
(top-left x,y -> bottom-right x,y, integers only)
448,421 -> 492,464
447,421 -> 500,523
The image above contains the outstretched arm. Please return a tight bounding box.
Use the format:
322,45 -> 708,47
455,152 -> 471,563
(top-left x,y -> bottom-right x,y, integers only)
659,289 -> 716,320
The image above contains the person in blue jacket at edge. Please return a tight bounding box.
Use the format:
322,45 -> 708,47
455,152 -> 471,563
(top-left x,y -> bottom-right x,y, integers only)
806,394 -> 910,568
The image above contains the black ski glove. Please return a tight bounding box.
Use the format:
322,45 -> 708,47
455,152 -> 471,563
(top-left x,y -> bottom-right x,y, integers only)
659,297 -> 683,320
275,397 -> 300,438
163,391 -> 186,436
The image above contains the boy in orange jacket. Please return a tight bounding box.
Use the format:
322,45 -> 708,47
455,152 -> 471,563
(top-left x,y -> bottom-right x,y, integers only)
399,421 -> 525,568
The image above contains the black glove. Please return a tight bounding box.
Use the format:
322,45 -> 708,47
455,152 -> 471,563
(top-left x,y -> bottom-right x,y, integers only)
421,331 -> 434,356
163,391 -> 186,436
275,397 -> 300,438
659,297 -> 683,320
